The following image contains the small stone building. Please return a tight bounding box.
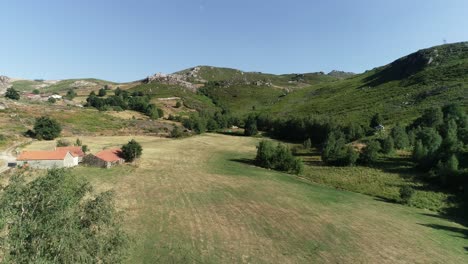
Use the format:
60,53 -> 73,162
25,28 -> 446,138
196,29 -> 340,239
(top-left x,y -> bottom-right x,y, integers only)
56,146 -> 85,164
83,148 -> 124,168
17,150 -> 77,169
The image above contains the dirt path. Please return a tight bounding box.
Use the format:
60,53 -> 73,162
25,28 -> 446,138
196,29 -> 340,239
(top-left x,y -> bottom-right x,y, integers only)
0,141 -> 30,174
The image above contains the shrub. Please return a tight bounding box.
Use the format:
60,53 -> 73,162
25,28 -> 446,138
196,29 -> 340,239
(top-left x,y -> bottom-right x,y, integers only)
81,145 -> 89,153
33,117 -> 62,140
56,138 -> 71,147
176,101 -> 182,108
255,140 -> 303,174
170,125 -> 183,138
75,138 -> 82,146
121,139 -> 142,162
157,108 -> 164,118
98,88 -> 107,97
65,89 -> 77,100
5,88 -> 20,100
0,169 -> 128,263
303,138 -> 312,149
48,97 -> 56,104
391,124 -> 409,149
32,89 -> 40,94
399,186 -> 415,204
244,115 -> 258,136
359,140 -> 381,165
370,113 -> 383,128
381,136 -> 394,154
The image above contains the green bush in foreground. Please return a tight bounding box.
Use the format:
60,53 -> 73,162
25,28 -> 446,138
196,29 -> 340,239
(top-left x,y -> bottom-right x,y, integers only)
5,87 -> 20,100
0,169 -> 128,263
255,140 -> 303,175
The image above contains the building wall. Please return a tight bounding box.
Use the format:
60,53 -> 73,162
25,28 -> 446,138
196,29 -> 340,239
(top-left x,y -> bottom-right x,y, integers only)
17,152 -> 77,169
17,159 -> 65,169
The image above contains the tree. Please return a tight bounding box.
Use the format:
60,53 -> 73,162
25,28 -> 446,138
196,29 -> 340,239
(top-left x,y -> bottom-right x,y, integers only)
244,115 -> 258,136
0,169 -> 128,263
114,87 -> 122,96
65,89 -> 77,100
157,108 -> 164,118
176,101 -> 182,108
391,124 -> 409,149
370,113 -> 383,128
48,97 -> 56,104
303,138 -> 312,149
322,132 -> 358,166
145,104 -> 160,119
420,107 -> 444,128
255,140 -> 275,169
33,117 -> 62,140
33,89 -> 40,94
121,139 -> 142,162
399,186 -> 414,204
5,87 -> 20,100
381,136 -> 394,154
437,154 -> 459,186
359,140 -> 381,165
81,145 -> 88,153
75,138 -> 82,146
98,88 -> 107,97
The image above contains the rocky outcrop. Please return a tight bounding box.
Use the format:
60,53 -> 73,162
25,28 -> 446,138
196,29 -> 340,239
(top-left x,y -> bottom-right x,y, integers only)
327,70 -> 355,79
146,72 -> 197,91
0,76 -> 12,95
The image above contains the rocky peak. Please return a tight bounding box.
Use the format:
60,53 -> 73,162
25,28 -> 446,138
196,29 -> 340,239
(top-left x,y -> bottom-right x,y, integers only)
146,72 -> 197,91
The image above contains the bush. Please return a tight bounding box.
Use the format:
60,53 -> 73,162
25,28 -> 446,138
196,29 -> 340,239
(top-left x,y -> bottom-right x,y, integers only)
0,169 -> 128,263
81,145 -> 89,153
370,113 -> 383,128
244,115 -> 258,136
322,132 -> 359,166
5,88 -> 20,100
391,124 -> 409,149
48,97 -> 56,104
176,101 -> 182,108
381,136 -> 394,154
255,140 -> 303,174
33,89 -> 40,94
303,138 -> 312,149
65,89 -> 77,100
121,139 -> 143,162
56,138 -> 71,147
98,88 -> 107,97
170,125 -> 183,138
359,140 -> 381,165
399,186 -> 415,204
33,117 -> 62,140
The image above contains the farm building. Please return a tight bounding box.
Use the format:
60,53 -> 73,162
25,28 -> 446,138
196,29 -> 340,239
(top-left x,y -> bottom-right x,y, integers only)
17,150 -> 77,169
83,148 -> 124,168
56,146 -> 85,163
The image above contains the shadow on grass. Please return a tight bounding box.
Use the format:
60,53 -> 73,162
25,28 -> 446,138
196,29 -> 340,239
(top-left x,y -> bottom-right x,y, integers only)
216,131 -> 246,137
373,196 -> 399,204
418,223 -> 468,240
229,158 -> 256,166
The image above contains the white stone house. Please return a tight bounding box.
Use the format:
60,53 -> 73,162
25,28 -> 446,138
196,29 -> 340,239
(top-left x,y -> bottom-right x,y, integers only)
17,150 -> 77,169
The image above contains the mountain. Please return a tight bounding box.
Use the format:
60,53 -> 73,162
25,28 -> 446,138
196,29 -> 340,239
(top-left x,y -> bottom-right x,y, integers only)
3,42 -> 467,125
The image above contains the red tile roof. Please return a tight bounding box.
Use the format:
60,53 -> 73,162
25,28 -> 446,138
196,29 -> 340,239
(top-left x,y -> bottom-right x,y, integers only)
56,146 -> 85,157
17,150 -> 71,161
95,148 -> 123,162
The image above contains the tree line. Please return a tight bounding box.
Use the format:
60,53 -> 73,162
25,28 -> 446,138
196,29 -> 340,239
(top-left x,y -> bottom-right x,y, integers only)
86,88 -> 164,119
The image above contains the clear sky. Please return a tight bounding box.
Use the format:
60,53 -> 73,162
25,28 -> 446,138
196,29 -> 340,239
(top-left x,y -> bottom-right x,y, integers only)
0,0 -> 467,82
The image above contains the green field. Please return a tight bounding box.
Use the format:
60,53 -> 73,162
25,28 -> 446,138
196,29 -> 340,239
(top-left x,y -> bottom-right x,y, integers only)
34,134 -> 466,263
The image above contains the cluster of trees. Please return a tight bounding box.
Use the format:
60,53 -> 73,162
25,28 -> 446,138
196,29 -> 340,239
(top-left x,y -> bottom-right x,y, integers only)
29,116 -> 62,140
86,88 -> 164,119
242,113 -> 367,144
255,140 -> 303,175
5,87 -> 20,100
408,105 -> 467,187
0,169 -> 128,263
181,110 -> 240,134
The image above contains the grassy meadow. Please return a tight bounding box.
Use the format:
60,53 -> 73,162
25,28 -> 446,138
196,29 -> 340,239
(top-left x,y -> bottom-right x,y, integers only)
22,134 -> 468,263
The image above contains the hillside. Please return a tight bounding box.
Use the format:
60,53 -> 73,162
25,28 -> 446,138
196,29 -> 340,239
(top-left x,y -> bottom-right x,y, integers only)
194,42 -> 468,124
3,42 -> 467,125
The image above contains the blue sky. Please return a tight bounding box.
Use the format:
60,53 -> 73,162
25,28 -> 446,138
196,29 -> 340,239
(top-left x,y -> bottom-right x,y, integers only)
0,0 -> 467,82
